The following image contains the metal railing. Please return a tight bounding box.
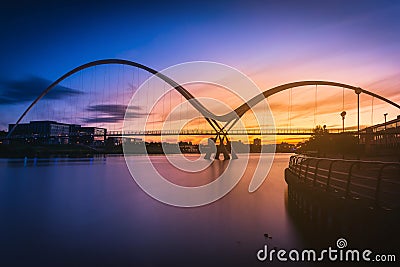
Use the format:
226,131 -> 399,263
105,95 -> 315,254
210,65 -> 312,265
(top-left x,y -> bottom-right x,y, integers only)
107,128 -> 354,136
288,155 -> 400,210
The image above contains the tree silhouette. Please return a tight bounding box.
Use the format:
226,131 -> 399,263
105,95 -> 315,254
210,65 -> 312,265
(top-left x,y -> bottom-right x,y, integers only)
298,125 -> 358,157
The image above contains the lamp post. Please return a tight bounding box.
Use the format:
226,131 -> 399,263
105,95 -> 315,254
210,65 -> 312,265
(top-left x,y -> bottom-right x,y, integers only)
355,88 -> 362,160
384,113 -> 388,146
340,111 -> 346,133
355,88 -> 362,144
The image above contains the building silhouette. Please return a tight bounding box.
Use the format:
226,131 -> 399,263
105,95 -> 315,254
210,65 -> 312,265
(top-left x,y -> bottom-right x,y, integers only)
8,120 -> 106,145
361,115 -> 400,153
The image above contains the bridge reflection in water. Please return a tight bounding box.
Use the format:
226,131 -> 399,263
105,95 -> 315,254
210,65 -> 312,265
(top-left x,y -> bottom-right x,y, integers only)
0,154 -> 306,266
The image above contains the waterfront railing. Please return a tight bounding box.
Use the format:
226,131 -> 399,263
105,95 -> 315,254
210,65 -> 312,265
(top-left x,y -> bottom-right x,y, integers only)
288,155 -> 400,210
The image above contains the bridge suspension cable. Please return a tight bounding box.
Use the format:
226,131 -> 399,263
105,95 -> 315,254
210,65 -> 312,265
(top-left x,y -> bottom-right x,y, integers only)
287,88 -> 292,129
314,85 -> 317,127
371,96 -> 374,126
342,87 -> 345,111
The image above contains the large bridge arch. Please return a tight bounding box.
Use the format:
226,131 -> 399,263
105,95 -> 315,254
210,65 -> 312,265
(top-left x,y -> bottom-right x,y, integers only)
219,80 -> 400,130
7,59 -> 400,138
231,81 -> 400,119
6,59 -> 222,137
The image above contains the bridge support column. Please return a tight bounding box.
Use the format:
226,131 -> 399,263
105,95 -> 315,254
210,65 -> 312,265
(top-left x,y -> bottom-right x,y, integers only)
204,133 -> 237,160
215,137 -> 230,160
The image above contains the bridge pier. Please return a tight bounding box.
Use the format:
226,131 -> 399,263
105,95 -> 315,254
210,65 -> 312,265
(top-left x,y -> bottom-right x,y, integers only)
215,141 -> 231,160
203,134 -> 238,160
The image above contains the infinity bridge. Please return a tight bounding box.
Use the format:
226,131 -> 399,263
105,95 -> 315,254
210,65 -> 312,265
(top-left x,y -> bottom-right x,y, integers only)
6,59 -> 400,160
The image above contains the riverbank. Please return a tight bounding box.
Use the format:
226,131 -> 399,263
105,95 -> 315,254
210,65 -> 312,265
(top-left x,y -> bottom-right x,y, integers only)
0,144 -> 294,158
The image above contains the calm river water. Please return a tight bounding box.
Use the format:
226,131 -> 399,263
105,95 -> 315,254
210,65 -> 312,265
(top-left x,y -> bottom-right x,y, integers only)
0,153 -> 308,266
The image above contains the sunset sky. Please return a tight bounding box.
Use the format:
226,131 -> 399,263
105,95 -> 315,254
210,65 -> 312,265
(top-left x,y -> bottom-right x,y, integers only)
0,0 -> 399,144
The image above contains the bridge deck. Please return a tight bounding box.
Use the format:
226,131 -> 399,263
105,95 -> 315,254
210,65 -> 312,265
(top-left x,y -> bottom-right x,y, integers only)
106,128 -> 354,137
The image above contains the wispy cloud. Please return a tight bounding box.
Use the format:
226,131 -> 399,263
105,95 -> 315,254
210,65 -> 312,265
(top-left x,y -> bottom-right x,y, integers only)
0,76 -> 83,105
83,104 -> 147,124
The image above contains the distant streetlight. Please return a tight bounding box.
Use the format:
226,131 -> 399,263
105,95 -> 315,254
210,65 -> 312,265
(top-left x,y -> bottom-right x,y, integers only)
384,113 -> 388,146
340,111 -> 346,133
354,88 -> 363,160
355,87 -> 362,145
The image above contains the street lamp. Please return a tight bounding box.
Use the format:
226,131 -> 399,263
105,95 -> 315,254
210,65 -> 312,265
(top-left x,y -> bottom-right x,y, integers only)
340,111 -> 346,133
384,113 -> 388,146
354,88 -> 363,160
355,87 -> 362,144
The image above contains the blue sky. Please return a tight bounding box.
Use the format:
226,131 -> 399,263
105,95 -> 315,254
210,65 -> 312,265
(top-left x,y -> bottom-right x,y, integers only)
1,0 -> 400,135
